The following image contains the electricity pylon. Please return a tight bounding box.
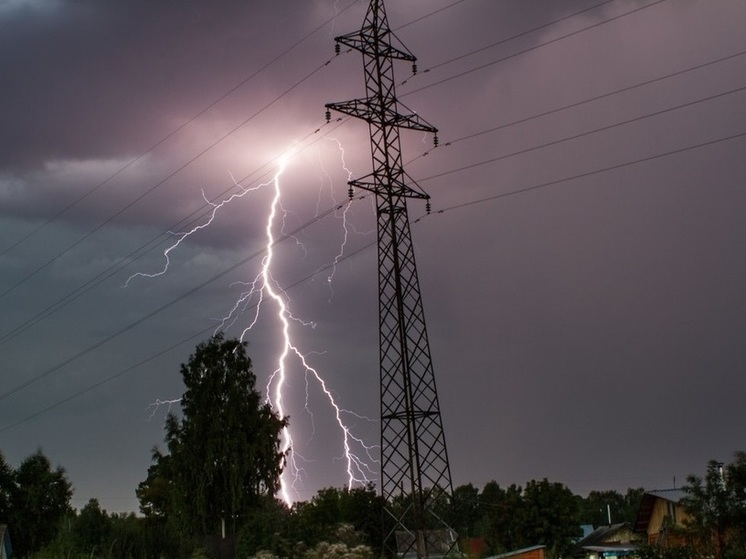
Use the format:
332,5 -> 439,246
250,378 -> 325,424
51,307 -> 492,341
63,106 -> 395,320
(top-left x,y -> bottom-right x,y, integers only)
326,1 -> 457,557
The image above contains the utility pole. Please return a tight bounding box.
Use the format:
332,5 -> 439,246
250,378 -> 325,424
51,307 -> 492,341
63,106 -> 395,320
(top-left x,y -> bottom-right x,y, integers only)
326,1 -> 457,557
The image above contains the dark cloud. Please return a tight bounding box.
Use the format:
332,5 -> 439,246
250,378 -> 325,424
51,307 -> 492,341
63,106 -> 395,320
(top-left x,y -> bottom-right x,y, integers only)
1,0 -> 745,513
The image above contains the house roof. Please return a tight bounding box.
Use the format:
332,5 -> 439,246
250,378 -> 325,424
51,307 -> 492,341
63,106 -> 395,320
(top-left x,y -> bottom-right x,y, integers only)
576,523 -> 633,548
643,489 -> 687,504
582,545 -> 638,554
486,544 -> 546,559
634,489 -> 688,533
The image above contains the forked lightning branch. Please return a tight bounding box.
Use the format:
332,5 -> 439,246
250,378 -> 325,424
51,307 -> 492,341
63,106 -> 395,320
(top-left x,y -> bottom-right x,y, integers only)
129,151 -> 377,505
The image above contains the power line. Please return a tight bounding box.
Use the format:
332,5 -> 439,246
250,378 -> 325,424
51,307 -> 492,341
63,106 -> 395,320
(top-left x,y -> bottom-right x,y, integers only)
400,0 -> 617,83
0,0 -> 474,337
0,222 -> 375,434
5,69 -> 744,401
0,0 -> 462,262
12,39 -> 741,344
0,55 -> 338,303
418,83 -> 746,183
411,49 -> 746,160
0,0 -> 360,260
0,195 -> 367,404
401,0 -> 669,98
416,131 -> 746,219
394,0 -> 473,31
9,126 -> 746,447
0,117 -> 350,346
3,0 -> 740,439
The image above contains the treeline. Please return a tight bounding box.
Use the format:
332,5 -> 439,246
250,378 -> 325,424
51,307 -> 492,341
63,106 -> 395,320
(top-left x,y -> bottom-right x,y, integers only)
3,447 -> 746,559
446,481 -> 643,557
3,337 -> 743,559
0,447 -> 643,559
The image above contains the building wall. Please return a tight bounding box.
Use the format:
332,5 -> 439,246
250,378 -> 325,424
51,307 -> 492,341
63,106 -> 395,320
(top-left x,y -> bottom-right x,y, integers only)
646,499 -> 690,544
513,548 -> 545,559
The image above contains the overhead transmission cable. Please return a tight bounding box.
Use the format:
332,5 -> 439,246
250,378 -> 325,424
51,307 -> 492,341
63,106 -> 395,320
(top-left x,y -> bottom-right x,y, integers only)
5,47 -> 745,395
2,0 -> 729,423
6,126 -> 746,432
401,0 -> 669,98
0,0 -> 472,324
406,49 -> 746,165
0,237 -> 375,434
398,0 -> 617,83
393,0 -> 472,31
417,83 -> 746,183
416,131 -> 746,221
0,0 -> 360,260
0,54 -> 341,303
5,83 -> 746,414
0,192 -> 368,405
0,116 -> 351,346
0,0 -> 465,260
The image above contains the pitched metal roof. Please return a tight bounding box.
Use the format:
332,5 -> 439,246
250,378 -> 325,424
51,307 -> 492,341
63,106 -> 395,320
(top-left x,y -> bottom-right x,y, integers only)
634,489 -> 688,533
485,544 -> 547,559
576,523 -> 633,548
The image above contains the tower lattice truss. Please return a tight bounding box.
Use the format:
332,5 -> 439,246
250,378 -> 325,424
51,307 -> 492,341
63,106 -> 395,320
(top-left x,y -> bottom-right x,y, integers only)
326,1 -> 457,557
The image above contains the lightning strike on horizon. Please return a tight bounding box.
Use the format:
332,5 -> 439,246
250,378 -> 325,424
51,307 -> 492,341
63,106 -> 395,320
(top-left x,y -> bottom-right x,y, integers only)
130,149 -> 377,506
227,156 -> 377,504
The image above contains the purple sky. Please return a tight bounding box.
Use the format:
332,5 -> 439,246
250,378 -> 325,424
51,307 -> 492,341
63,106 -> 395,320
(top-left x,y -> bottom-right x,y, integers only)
1,0 -> 746,514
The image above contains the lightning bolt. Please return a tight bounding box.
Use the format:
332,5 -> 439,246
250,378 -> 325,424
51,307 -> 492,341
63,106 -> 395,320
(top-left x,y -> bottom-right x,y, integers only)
227,155 -> 376,503
133,150 -> 377,505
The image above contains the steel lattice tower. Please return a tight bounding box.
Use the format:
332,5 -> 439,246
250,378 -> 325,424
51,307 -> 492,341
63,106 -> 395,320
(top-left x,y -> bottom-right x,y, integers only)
326,1 -> 457,557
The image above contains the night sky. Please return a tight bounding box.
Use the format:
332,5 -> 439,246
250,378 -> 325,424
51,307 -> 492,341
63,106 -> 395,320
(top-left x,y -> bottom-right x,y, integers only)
2,0 -> 745,514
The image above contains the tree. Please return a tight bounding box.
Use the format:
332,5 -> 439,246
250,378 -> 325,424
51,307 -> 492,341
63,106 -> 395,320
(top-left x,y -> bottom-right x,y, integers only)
681,452 -> 746,559
73,498 -> 112,554
0,451 -> 13,521
446,483 -> 481,539
10,449 -> 73,557
152,334 -> 288,537
623,487 -> 646,525
478,481 -> 524,554
237,496 -> 293,558
476,479 -> 581,559
580,487 -> 643,527
520,479 -> 582,559
136,447 -> 175,519
287,485 -> 383,555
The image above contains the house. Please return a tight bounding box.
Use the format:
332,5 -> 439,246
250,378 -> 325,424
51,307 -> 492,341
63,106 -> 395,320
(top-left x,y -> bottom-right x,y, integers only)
633,489 -> 690,546
572,523 -> 639,559
485,544 -> 546,559
0,525 -> 12,559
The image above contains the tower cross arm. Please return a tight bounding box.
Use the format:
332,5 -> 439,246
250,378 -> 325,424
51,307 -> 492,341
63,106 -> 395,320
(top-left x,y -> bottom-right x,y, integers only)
393,109 -> 437,134
325,99 -> 438,134
335,30 -> 417,61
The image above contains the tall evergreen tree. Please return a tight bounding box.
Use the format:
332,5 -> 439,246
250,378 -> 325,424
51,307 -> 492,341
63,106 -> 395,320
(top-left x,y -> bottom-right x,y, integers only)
158,334 -> 287,537
0,451 -> 13,521
11,450 -> 72,557
682,453 -> 746,559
